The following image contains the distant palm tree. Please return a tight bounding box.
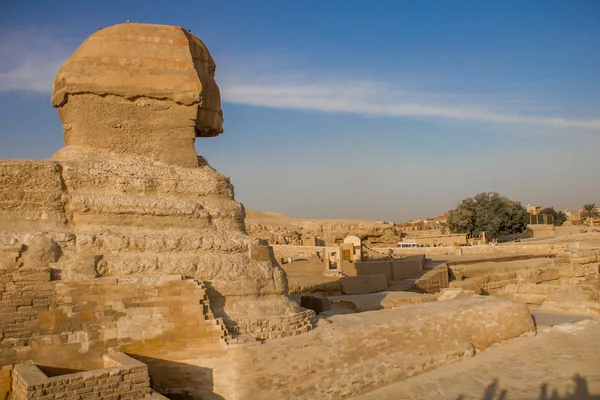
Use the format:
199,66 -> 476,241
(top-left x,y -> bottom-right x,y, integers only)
581,203 -> 600,227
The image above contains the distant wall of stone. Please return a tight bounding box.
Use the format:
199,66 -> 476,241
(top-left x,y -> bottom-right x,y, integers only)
450,249 -> 600,295
383,244 -> 565,256
11,353 -> 167,400
450,266 -> 561,295
223,298 -> 535,400
272,245 -> 335,262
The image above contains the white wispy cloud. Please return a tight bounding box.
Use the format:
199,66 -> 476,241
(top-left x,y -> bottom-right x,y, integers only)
220,79 -> 600,131
1,29 -> 598,132
0,30 -> 72,93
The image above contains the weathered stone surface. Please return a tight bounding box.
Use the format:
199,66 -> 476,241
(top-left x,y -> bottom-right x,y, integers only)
245,210 -> 401,245
12,352 -> 167,400
0,23 -> 313,344
340,274 -> 388,295
52,23 -> 223,168
436,288 -> 478,301
223,297 -> 535,399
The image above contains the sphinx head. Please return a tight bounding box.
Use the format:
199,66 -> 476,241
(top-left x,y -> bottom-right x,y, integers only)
51,23 -> 223,168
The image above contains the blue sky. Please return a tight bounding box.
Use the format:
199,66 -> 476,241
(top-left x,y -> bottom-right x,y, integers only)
1,0 -> 599,221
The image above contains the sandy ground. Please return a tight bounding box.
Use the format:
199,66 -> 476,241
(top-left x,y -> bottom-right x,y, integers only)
354,319 -> 600,400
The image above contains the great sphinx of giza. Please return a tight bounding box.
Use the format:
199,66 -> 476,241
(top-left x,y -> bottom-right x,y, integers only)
1,23 -> 542,400
0,23 -> 314,338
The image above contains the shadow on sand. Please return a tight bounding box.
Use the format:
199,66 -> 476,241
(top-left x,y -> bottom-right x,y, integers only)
457,374 -> 599,400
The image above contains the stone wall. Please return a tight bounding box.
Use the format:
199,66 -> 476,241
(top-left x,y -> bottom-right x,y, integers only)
227,309 -> 317,340
0,251 -> 228,371
223,298 -> 535,400
384,243 -> 565,256
411,265 -> 449,294
449,249 -> 600,295
0,247 -> 57,367
11,353 -> 166,400
449,267 -> 561,295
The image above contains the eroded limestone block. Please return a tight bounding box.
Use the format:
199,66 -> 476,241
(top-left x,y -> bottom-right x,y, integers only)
57,254 -> 104,282
340,274 -> 388,295
19,234 -> 61,269
0,161 -> 67,231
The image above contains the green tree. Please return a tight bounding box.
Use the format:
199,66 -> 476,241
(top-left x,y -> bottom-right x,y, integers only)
581,204 -> 600,227
448,192 -> 529,239
539,207 -> 567,226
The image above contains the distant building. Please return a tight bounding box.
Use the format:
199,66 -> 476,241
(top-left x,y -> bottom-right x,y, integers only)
563,210 -> 582,226
526,205 -> 541,215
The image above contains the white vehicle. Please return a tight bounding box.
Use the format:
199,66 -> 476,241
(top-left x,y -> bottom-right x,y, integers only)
397,242 -> 419,248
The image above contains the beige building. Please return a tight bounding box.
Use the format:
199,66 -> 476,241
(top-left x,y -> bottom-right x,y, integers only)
302,235 -> 325,247
527,205 -> 541,215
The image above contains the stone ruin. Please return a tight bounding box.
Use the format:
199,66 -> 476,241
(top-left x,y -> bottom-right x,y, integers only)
1,23 -> 317,395
1,23 -> 545,399
2,22 -> 313,336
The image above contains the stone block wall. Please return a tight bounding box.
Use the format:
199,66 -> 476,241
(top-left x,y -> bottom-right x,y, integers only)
272,245 -> 334,262
390,255 -> 425,280
0,246 -> 56,367
222,298 -> 535,400
412,265 -> 449,294
228,310 -> 317,340
385,243 -> 565,256
11,353 -> 167,400
450,249 -> 599,295
0,249 -> 228,371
